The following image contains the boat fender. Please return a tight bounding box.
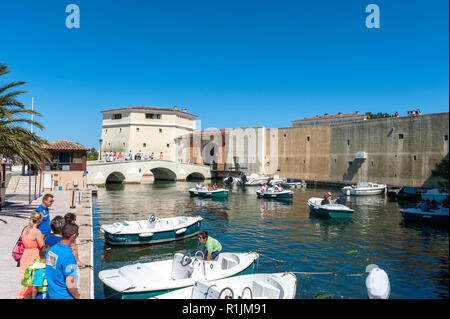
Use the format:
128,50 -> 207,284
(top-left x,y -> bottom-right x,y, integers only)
139,232 -> 154,238
176,228 -> 187,235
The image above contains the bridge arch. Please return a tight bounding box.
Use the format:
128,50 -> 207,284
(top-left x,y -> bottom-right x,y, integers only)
186,172 -> 205,181
149,167 -> 177,181
106,171 -> 126,184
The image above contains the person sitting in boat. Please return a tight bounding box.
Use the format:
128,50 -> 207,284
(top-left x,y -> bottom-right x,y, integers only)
321,192 -> 332,205
335,194 -> 346,205
198,231 -> 222,261
212,183 -> 218,190
261,183 -> 268,193
417,199 -> 432,212
195,182 -> 202,190
416,200 -> 427,211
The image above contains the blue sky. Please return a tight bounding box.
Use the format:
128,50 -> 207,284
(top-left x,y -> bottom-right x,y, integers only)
1,0 -> 448,149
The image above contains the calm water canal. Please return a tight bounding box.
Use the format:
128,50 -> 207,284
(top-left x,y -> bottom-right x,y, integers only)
92,181 -> 449,299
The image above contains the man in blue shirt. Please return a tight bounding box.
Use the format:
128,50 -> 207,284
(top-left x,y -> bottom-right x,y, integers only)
45,223 -> 80,299
36,194 -> 54,237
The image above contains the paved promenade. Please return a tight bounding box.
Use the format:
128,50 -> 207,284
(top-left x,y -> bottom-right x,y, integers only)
0,189 -> 93,299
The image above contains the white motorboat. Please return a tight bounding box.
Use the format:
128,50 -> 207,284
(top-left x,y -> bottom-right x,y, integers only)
268,175 -> 287,186
341,182 -> 386,196
421,188 -> 449,203
283,180 -> 307,189
100,215 -> 203,245
154,272 -> 297,299
307,197 -> 354,218
189,187 -> 229,198
365,264 -> 390,299
244,173 -> 269,186
99,251 -> 259,299
257,188 -> 293,199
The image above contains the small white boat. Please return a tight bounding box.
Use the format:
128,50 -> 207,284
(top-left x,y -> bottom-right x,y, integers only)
257,189 -> 293,200
283,180 -> 307,189
100,215 -> 203,245
365,264 -> 390,299
244,173 -> 269,186
99,251 -> 259,299
154,272 -> 297,299
189,187 -> 229,198
268,175 -> 287,186
421,188 -> 449,203
342,182 -> 386,196
307,197 -> 354,218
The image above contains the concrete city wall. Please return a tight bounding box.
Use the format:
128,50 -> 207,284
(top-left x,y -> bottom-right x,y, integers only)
271,112 -> 449,187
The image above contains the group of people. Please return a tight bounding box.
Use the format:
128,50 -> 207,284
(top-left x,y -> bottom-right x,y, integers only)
16,194 -> 82,299
260,183 -> 284,193
102,151 -> 164,162
195,182 -> 219,191
321,192 -> 346,205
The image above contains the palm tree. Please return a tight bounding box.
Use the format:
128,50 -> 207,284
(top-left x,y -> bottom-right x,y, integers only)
0,63 -> 51,167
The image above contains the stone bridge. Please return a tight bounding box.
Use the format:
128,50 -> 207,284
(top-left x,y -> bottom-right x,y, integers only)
86,160 -> 211,185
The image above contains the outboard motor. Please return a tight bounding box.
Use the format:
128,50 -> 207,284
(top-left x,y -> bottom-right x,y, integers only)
241,174 -> 247,184
365,264 -> 390,299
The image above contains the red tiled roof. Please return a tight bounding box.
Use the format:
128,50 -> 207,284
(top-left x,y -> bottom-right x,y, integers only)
100,106 -> 198,118
42,140 -> 89,151
292,112 -> 367,123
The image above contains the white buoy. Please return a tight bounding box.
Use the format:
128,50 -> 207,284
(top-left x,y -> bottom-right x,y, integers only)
365,264 -> 390,299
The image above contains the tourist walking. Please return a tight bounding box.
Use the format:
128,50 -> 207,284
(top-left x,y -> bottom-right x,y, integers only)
16,211 -> 45,299
45,223 -> 80,299
45,216 -> 64,247
198,231 -> 222,261
36,194 -> 54,237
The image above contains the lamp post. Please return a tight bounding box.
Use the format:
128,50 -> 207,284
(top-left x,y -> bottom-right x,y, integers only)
98,139 -> 103,161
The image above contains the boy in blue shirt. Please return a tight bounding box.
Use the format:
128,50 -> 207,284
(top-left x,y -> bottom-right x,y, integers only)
36,194 -> 54,237
45,215 -> 64,247
45,223 -> 80,299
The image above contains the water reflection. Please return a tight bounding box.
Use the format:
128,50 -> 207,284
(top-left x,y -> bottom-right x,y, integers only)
92,183 -> 449,299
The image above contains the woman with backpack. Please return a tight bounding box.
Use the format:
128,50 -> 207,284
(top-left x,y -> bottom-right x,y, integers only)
16,211 -> 45,299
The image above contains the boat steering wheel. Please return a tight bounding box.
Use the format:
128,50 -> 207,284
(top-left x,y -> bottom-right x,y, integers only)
219,287 -> 234,299
180,252 -> 192,266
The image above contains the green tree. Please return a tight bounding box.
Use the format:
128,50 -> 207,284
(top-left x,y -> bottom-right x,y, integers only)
369,112 -> 394,119
87,147 -> 98,161
0,63 -> 51,166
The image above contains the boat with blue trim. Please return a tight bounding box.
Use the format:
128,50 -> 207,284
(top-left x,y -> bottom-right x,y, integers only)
100,215 -> 203,245
400,207 -> 449,224
308,197 -> 354,218
189,187 -> 229,198
256,189 -> 293,199
99,251 -> 260,299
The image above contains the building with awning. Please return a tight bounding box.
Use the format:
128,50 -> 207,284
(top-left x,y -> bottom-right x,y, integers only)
40,140 -> 89,191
